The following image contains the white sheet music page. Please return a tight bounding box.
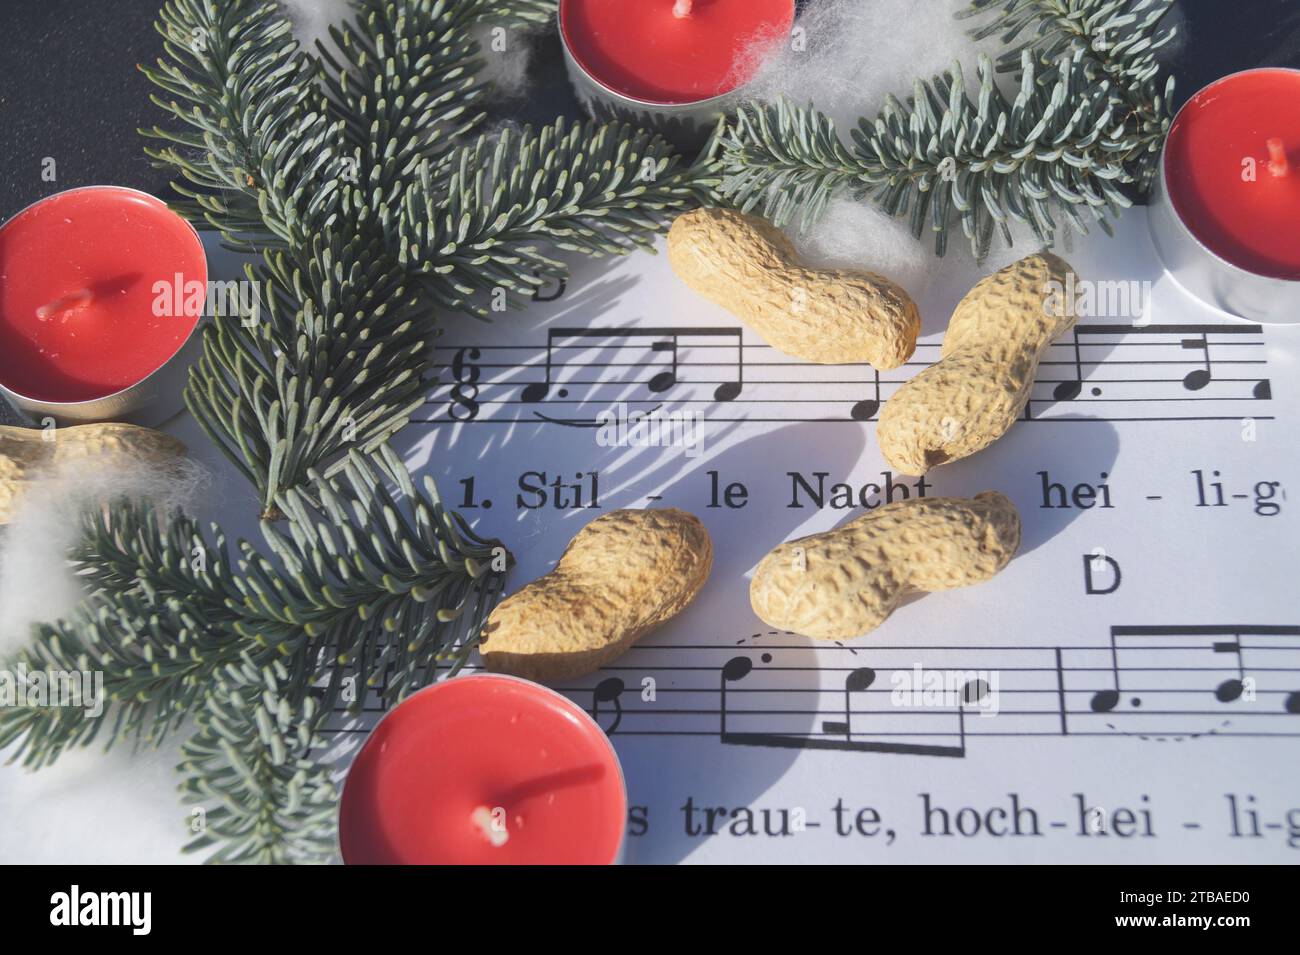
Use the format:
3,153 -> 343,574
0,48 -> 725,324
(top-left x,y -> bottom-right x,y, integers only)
337,209 -> 1300,864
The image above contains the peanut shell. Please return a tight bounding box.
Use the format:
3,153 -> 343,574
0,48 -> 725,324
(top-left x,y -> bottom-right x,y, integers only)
480,508 -> 713,682
750,492 -> 1021,640
667,208 -> 920,370
877,252 -> 1077,474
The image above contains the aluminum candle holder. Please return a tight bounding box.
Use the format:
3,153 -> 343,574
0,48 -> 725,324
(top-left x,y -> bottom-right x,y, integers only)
0,328 -> 204,429
559,46 -> 746,152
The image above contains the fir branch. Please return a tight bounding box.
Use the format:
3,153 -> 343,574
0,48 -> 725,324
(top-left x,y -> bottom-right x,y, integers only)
257,445 -> 509,702
143,1 -> 436,512
855,50 -> 1144,257
140,0 -> 347,252
964,0 -> 1177,188
718,0 -> 1175,257
317,1 -> 561,209
718,100 -> 868,235
316,0 -> 491,207
479,0 -> 558,27
0,594 -> 244,769
0,449 -> 508,772
182,229 -> 431,515
399,117 -> 723,313
11,0 -> 715,864
179,656 -> 337,864
144,1 -> 713,507
966,0 -> 1177,90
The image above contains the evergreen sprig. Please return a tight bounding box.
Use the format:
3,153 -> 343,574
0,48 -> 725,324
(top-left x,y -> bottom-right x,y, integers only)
142,0 -> 718,510
0,448 -> 507,771
718,0 -> 1176,257
142,0 -> 345,253
399,118 -> 721,313
142,0 -> 424,513
179,656 -> 338,864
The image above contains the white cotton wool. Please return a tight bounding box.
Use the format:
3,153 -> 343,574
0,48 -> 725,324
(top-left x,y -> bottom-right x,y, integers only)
0,730 -> 194,863
0,456 -> 211,658
742,0 -> 1008,133
791,196 -> 938,297
279,0 -> 355,57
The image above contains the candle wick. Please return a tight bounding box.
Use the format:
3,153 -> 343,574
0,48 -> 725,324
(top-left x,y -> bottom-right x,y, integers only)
1268,137 -> 1289,178
35,287 -> 94,322
673,0 -> 693,18
470,806 -> 509,848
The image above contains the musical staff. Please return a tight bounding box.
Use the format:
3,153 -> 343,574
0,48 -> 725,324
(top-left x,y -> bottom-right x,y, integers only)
320,623 -> 1300,754
426,322 -> 1276,427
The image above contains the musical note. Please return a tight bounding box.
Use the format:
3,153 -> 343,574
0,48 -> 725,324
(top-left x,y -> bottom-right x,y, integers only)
520,329 -> 560,403
718,652 -> 965,756
520,327 -> 748,405
436,321 -> 1275,428
951,677 -> 995,758
719,655 -> 753,740
1053,328 -> 1085,401
322,623 -> 1300,749
648,338 -> 677,393
712,328 -> 744,402
1212,638 -> 1248,703
822,667 -> 876,738
849,369 -> 881,421
592,677 -> 625,734
963,678 -> 992,707
1181,333 -> 1213,390
1090,689 -> 1122,712
1090,627 -> 1138,713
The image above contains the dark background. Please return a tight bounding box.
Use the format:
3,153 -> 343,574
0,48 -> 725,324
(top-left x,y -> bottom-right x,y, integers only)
2,0 -> 1298,222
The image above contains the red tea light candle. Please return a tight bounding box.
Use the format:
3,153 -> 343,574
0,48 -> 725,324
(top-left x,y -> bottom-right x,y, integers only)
339,675 -> 627,865
1148,68 -> 1300,324
558,0 -> 796,149
0,186 -> 207,424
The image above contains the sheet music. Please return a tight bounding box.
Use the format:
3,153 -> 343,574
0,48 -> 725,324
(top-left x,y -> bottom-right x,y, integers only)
427,321 -> 1271,427
315,209 -> 1300,863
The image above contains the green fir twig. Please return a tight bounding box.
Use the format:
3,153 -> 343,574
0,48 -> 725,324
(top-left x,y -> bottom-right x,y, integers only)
718,0 -> 1177,258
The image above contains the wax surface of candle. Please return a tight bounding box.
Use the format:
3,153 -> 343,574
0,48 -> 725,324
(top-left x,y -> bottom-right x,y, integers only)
560,0 -> 795,104
339,676 -> 626,865
1164,69 -> 1300,279
0,187 -> 205,402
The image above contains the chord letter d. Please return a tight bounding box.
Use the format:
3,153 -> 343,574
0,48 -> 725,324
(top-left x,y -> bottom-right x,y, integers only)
1083,550 -> 1122,595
